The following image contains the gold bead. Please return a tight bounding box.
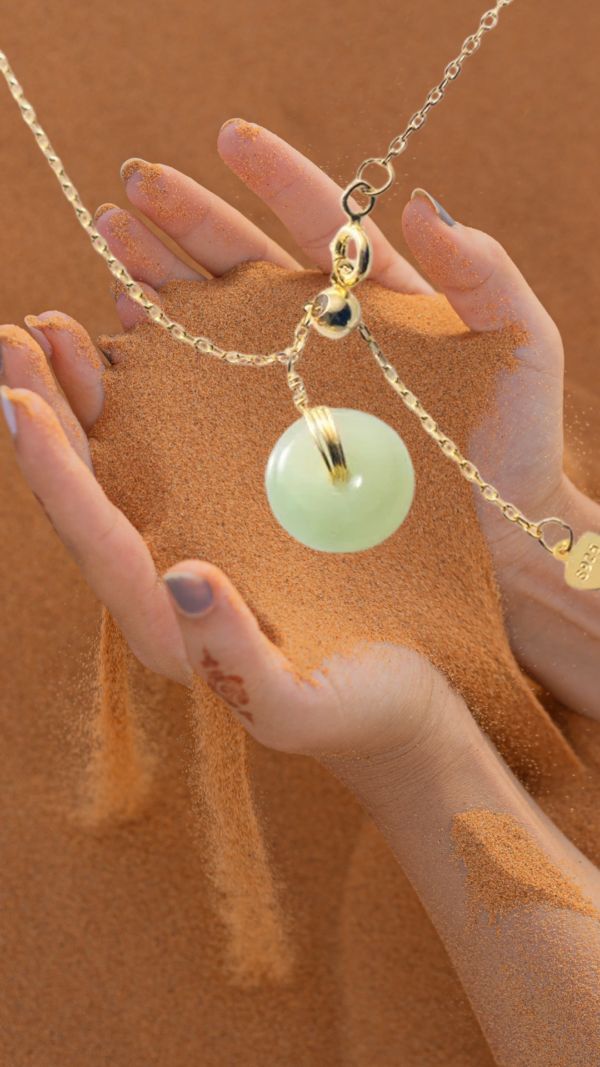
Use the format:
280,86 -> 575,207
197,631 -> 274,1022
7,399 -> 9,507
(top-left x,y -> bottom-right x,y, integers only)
310,285 -> 361,340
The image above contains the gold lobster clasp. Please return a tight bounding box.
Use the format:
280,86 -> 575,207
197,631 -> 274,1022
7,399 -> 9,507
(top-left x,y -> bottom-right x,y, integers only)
330,221 -> 373,289
310,222 -> 373,340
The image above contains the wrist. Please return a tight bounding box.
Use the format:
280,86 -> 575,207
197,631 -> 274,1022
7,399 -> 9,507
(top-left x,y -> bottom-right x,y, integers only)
496,476 -> 600,716
320,681 -> 471,823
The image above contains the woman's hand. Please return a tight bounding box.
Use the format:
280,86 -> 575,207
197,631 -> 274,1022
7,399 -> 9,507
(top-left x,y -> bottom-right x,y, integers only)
2,119 -> 600,1063
9,118 -> 598,715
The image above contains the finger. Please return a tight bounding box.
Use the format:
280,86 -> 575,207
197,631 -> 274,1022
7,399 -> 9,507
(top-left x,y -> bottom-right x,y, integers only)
94,203 -> 205,290
25,312 -> 105,431
0,386 -> 188,684
163,563 -> 333,751
0,326 -> 91,464
217,120 -> 434,295
121,157 -> 301,276
109,278 -> 164,331
401,190 -> 563,368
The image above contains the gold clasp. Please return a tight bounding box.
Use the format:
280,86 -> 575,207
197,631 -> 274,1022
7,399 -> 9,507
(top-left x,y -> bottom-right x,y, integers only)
330,221 -> 373,289
308,222 -> 372,340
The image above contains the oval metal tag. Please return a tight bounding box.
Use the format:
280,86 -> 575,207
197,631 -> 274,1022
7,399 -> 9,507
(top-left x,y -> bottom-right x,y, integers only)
564,532 -> 600,590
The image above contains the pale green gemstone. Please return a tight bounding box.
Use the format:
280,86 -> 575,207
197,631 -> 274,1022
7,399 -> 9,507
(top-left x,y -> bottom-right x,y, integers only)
265,408 -> 415,553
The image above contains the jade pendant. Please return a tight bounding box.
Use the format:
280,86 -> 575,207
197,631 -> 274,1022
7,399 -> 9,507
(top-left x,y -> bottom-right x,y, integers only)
265,408 -> 414,553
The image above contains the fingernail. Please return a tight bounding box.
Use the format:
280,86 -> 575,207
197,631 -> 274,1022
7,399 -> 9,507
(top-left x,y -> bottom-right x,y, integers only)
0,387 -> 17,436
24,315 -> 53,356
164,572 -> 215,616
219,117 -> 261,141
411,188 -> 456,227
120,158 -> 149,184
94,203 -> 119,222
110,278 -> 163,305
219,117 -> 242,133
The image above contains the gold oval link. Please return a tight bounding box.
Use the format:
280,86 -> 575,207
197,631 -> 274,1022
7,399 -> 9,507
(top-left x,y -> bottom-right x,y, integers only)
330,222 -> 373,288
537,518 -> 575,555
340,180 -> 377,221
341,0 -> 514,214
355,158 -> 395,197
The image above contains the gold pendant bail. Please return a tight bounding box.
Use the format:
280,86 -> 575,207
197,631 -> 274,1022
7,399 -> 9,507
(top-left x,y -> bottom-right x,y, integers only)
303,407 -> 349,486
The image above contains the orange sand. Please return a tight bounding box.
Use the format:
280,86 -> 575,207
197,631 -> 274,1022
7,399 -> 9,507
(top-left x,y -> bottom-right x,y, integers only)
452,809 -> 597,923
1,0 -> 600,1062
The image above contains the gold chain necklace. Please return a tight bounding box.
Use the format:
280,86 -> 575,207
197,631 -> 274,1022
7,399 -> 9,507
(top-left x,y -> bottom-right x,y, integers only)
1,4 -> 599,588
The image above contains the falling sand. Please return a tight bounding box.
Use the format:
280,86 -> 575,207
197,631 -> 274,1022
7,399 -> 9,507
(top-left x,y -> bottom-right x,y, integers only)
191,678 -> 292,984
82,608 -> 153,826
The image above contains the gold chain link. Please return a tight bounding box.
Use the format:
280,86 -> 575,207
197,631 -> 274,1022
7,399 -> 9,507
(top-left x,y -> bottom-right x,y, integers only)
3,8 -> 570,555
0,1 -> 513,361
0,50 -> 312,370
341,0 -> 514,219
358,324 -> 573,552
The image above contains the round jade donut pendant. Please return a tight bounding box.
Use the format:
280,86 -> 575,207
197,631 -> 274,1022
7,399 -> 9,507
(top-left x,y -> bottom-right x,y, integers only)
265,409 -> 415,553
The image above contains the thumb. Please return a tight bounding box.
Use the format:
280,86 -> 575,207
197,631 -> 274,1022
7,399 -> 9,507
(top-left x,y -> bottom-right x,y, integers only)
163,562 -> 332,752
401,189 -> 562,369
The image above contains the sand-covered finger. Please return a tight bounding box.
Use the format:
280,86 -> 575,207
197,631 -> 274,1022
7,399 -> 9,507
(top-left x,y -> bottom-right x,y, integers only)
25,311 -> 105,431
109,279 -> 164,332
94,204 -> 205,289
218,120 -> 434,295
3,387 -> 189,682
0,325 -> 91,463
122,158 -> 301,276
402,195 -> 563,368
164,561 -> 332,750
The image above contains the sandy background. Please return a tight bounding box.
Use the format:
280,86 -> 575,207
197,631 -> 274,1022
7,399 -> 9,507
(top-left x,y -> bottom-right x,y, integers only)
0,1 -> 598,1064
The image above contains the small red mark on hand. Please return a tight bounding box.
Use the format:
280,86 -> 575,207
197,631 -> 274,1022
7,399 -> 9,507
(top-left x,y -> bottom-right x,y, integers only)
200,648 -> 254,723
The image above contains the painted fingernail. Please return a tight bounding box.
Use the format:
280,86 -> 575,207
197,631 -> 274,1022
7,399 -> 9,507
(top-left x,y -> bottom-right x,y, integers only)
24,315 -> 53,356
0,387 -> 17,436
164,572 -> 215,616
120,158 -> 149,184
411,188 -> 456,227
94,203 -> 119,222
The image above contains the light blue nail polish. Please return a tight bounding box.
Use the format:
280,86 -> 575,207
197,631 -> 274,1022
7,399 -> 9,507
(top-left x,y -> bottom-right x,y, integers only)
164,572 -> 215,615
1,390 -> 17,436
411,188 -> 456,227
